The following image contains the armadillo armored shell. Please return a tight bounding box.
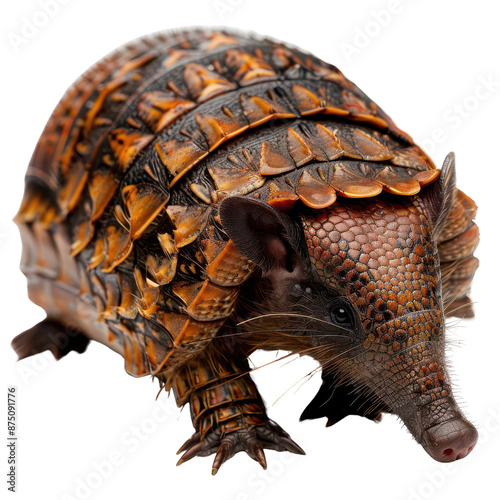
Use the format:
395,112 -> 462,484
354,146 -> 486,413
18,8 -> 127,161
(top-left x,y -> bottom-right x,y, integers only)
12,29 -> 479,472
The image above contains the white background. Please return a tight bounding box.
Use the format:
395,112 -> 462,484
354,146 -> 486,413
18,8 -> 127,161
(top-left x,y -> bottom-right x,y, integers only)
2,1 -> 500,499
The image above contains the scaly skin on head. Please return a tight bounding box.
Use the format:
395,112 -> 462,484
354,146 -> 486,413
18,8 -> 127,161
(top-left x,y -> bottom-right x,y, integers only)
300,195 -> 477,461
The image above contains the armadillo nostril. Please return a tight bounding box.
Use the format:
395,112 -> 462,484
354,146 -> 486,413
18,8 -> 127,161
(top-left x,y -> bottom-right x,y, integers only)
423,419 -> 478,462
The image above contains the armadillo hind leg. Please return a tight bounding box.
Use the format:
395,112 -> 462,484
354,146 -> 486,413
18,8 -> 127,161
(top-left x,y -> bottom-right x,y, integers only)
11,318 -> 90,361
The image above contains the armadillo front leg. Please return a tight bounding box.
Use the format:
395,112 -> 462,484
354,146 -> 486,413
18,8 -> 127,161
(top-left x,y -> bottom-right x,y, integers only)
170,351 -> 304,474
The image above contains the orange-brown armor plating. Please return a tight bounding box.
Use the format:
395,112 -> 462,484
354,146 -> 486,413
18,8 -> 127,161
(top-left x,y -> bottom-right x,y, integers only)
12,29 -> 479,473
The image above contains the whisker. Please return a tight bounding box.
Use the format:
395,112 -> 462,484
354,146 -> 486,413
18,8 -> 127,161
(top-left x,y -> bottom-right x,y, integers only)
444,299 -> 478,317
237,313 -> 351,332
441,260 -> 461,284
271,364 -> 323,406
180,328 -> 352,347
207,345 -> 328,390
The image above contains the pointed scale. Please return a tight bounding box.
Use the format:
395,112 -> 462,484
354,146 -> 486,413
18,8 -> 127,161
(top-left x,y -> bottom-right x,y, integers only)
295,170 -> 337,209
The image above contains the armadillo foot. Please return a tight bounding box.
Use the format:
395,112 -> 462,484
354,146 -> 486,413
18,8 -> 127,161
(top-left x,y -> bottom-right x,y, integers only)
176,420 -> 305,475
11,318 -> 90,361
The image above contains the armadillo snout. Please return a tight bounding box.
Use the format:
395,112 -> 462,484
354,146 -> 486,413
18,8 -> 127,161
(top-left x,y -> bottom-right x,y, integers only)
423,419 -> 478,462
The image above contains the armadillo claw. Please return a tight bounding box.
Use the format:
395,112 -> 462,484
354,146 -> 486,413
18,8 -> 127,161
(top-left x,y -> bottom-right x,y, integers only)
211,428 -> 267,475
176,432 -> 201,455
254,419 -> 306,455
176,420 -> 304,474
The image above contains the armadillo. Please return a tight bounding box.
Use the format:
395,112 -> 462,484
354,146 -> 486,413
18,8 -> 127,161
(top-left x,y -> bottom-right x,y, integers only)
12,28 -> 479,474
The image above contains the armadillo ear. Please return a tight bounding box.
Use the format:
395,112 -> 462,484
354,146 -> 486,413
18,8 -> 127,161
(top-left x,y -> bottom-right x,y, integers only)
219,196 -> 302,273
421,152 -> 457,238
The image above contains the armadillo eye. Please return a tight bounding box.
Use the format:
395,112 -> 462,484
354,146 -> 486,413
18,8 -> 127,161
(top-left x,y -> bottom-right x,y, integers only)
329,304 -> 354,329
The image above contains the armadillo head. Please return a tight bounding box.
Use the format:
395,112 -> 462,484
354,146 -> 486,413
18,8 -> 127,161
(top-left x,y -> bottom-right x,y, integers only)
220,155 -> 477,462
